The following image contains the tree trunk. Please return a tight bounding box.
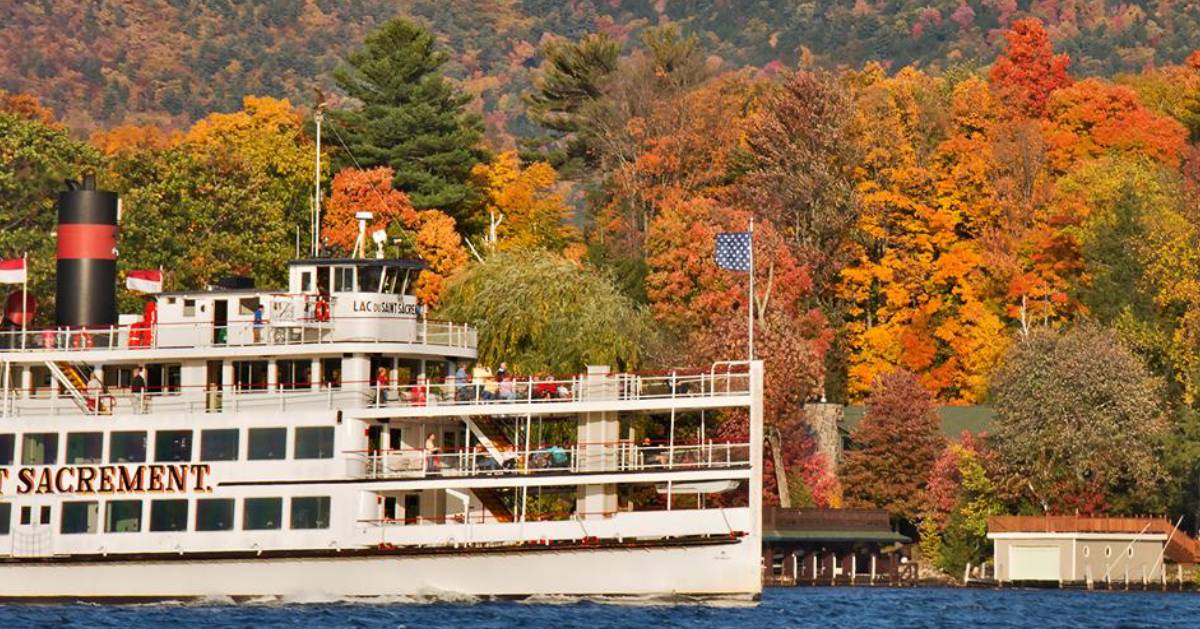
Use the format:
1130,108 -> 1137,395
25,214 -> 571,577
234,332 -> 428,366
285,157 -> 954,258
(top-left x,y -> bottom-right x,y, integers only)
767,428 -> 791,508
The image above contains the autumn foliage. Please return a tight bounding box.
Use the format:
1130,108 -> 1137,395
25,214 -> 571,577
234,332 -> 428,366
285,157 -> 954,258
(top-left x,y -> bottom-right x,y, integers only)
989,18 -> 1072,118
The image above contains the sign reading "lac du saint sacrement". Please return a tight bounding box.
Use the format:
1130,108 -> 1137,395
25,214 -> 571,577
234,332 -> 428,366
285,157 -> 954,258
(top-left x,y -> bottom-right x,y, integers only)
0,463 -> 213,496
350,300 -> 421,316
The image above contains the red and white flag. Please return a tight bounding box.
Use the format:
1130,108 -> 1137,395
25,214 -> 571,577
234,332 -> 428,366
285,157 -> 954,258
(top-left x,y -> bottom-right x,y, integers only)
126,269 -> 163,293
0,258 -> 27,284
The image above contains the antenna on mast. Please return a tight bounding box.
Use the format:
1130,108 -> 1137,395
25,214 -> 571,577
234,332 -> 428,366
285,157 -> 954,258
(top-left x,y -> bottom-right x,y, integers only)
312,91 -> 328,258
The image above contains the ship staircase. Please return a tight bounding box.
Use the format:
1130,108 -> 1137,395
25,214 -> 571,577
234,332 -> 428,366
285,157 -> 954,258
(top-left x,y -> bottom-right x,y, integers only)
464,415 -> 515,523
46,361 -> 96,413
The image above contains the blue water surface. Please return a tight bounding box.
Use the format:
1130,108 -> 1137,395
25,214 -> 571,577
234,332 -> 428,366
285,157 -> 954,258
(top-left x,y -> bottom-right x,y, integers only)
2,587 -> 1199,628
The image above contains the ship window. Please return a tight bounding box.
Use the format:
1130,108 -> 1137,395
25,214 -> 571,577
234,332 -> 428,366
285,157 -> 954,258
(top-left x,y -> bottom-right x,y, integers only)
234,360 -> 268,391
19,506 -> 30,526
239,297 -> 261,316
150,499 -> 188,532
300,271 -> 312,292
277,360 -> 312,391
66,432 -> 103,465
290,496 -> 331,530
61,501 -> 98,534
0,503 -> 10,535
105,500 -> 142,533
195,498 -> 235,531
333,266 -> 355,293
146,363 -> 182,395
21,433 -> 58,466
110,431 -> 147,463
40,506 -> 50,525
243,497 -> 282,530
200,429 -> 240,461
248,428 -> 287,460
294,427 -> 334,459
155,430 -> 193,463
103,366 -> 133,390
0,434 -> 13,466
321,358 -> 342,389
184,299 -> 196,317
358,266 -> 383,293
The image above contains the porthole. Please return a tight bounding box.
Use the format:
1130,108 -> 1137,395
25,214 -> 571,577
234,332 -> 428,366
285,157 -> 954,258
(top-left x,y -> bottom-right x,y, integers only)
1083,546 -> 1090,558
1128,547 -> 1134,557
1105,546 -> 1112,558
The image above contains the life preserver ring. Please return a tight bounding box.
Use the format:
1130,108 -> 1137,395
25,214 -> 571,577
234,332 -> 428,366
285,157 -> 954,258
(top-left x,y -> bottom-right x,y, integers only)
314,298 -> 330,322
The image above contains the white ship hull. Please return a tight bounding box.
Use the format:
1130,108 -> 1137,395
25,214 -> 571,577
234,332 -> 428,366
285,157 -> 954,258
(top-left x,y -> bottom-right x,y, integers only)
0,538 -> 759,601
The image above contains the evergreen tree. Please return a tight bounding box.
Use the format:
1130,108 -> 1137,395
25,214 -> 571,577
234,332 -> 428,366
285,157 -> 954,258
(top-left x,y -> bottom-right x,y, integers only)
329,17 -> 485,228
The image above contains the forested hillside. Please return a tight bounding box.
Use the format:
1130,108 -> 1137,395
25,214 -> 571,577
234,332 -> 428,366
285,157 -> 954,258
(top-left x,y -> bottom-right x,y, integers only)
3,0 -> 1198,136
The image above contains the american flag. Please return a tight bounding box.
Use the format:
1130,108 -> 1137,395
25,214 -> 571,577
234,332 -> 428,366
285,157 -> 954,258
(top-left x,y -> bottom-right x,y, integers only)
715,232 -> 752,272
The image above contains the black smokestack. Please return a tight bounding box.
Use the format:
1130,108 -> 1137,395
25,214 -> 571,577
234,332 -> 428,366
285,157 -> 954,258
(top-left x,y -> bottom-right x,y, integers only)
56,172 -> 118,328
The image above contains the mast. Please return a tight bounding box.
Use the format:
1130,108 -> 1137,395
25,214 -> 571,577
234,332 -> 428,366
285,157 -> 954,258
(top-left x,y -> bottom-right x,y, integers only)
313,106 -> 324,257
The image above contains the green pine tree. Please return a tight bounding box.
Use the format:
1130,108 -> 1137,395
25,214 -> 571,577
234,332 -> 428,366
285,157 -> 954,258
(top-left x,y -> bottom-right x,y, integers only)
329,17 -> 486,229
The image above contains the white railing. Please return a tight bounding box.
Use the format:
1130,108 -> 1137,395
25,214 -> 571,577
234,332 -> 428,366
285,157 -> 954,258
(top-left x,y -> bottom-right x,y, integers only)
350,441 -> 751,480
0,317 -> 476,353
366,369 -> 752,410
2,367 -> 751,418
355,507 -> 751,548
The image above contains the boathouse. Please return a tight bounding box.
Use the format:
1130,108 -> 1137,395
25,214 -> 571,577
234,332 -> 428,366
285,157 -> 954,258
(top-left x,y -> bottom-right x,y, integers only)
762,508 -> 915,586
987,516 -> 1199,586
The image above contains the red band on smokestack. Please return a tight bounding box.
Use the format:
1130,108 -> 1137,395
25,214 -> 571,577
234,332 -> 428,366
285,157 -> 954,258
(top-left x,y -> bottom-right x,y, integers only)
57,224 -> 116,260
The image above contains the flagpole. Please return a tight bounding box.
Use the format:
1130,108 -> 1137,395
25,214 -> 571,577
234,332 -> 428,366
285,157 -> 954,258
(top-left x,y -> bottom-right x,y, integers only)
748,217 -> 754,362
20,253 -> 27,350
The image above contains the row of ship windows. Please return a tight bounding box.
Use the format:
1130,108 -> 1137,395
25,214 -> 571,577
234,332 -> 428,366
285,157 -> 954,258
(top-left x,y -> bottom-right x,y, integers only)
0,427 -> 336,466
0,496 -> 331,535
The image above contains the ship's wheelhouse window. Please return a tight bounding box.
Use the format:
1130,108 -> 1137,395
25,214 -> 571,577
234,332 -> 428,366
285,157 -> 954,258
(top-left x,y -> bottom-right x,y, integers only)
149,499 -> 188,532
243,498 -> 283,530
233,360 -> 268,391
300,271 -> 313,292
277,360 -> 312,390
155,430 -> 193,463
200,429 -> 240,461
19,506 -> 30,526
195,498 -> 235,531
21,433 -> 58,466
105,500 -> 142,533
61,501 -> 98,534
290,496 -> 331,530
358,266 -> 383,293
0,434 -> 14,466
333,266 -> 354,293
66,432 -> 103,465
0,503 -> 10,535
40,506 -> 50,525
110,431 -> 147,463
321,358 -> 342,389
295,427 -> 334,459
183,299 -> 196,317
248,428 -> 287,460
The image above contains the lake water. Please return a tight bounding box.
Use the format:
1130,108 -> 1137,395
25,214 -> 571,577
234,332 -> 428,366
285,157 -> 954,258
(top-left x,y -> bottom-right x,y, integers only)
2,587 -> 1198,628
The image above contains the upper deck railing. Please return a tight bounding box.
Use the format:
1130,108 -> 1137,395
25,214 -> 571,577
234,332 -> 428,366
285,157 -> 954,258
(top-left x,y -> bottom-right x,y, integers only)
1,367 -> 752,418
0,316 -> 476,355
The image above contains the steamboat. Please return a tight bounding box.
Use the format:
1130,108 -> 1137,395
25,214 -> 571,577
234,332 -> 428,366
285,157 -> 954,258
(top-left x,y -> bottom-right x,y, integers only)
0,175 -> 764,601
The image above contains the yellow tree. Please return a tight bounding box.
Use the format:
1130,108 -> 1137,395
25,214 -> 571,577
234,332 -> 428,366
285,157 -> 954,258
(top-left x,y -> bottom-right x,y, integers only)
469,151 -> 579,254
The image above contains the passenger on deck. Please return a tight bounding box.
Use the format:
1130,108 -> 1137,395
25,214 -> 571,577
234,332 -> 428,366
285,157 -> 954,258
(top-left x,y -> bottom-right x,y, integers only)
497,361 -> 508,381
375,367 -> 390,405
424,433 -> 441,469
534,375 -> 556,399
473,365 -> 494,400
253,304 -> 265,343
130,367 -> 146,414
454,365 -> 469,401
86,371 -> 103,413
499,375 -> 515,401
410,375 -> 428,406
206,382 -> 222,413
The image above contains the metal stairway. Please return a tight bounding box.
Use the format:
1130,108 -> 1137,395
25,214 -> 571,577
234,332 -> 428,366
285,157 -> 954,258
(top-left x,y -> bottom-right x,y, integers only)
473,488 -> 514,523
46,361 -> 93,413
464,415 -> 514,464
